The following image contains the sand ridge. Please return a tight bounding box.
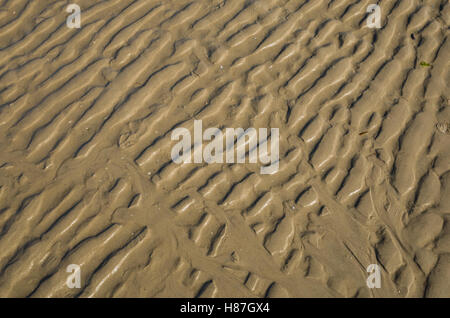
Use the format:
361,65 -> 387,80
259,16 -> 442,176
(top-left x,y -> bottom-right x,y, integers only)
0,0 -> 449,297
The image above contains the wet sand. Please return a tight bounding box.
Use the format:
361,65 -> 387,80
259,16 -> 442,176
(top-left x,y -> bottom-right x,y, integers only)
0,0 -> 449,297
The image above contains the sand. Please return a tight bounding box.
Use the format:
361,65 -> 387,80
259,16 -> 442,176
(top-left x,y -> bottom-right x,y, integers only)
0,0 -> 449,298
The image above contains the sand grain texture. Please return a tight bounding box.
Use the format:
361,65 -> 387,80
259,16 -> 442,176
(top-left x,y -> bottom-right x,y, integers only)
0,0 -> 449,297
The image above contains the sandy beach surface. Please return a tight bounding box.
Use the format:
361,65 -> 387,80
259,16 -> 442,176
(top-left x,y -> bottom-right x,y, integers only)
0,0 -> 449,297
